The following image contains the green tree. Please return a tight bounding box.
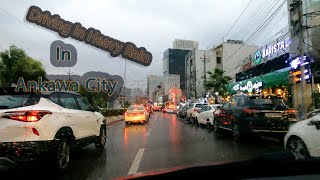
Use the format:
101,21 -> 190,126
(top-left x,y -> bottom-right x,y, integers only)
204,68 -> 232,96
0,45 -> 47,87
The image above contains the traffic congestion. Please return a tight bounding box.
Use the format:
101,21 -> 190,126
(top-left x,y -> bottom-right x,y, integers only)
2,0 -> 320,180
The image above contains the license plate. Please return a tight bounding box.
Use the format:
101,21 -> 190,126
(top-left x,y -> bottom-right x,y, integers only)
265,113 -> 282,118
133,113 -> 137,116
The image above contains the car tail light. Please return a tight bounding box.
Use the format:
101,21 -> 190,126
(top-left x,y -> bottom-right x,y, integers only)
125,112 -> 128,115
4,110 -> 52,122
243,108 -> 260,114
215,109 -> 225,117
285,109 -> 297,114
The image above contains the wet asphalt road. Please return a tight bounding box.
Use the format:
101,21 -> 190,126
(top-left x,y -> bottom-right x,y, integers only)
106,112 -> 283,180
1,112 -> 284,180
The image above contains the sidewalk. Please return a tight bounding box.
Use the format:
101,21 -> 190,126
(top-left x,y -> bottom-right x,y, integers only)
106,115 -> 124,126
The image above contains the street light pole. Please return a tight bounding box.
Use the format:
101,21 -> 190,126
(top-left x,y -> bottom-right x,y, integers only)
123,59 -> 127,110
298,0 -> 307,119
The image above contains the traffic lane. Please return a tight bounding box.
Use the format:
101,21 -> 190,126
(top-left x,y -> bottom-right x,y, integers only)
0,145 -> 106,180
106,118 -> 154,180
139,113 -> 284,174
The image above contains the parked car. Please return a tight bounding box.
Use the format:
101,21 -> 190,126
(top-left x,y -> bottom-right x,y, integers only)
195,104 -> 222,128
177,103 -> 187,118
284,111 -> 320,160
186,103 -> 208,123
125,105 -> 150,124
0,89 -> 106,172
214,94 -> 298,141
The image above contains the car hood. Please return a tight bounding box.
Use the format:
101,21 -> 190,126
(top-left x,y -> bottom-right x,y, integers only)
115,160 -> 236,180
115,152 -> 298,180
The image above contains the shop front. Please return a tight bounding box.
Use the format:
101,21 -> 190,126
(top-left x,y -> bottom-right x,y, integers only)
226,69 -> 292,105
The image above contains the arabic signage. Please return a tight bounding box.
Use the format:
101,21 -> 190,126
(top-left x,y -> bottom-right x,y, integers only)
232,80 -> 263,93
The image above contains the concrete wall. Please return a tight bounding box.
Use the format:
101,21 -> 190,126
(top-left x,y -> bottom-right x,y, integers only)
185,49 -> 215,99
222,43 -> 258,80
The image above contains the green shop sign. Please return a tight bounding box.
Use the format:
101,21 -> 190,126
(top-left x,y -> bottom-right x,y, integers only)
226,70 -> 290,94
232,80 -> 263,93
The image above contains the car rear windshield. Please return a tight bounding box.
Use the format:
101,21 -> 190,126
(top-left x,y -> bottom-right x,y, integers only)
248,96 -> 287,110
0,93 -> 41,109
128,106 -> 144,110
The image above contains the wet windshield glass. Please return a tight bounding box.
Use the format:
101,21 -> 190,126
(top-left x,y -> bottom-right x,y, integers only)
1,1 -> 320,179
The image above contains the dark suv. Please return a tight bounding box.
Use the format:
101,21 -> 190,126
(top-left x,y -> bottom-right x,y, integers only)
213,94 -> 298,141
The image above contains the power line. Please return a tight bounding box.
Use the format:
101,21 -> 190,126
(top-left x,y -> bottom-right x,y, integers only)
223,0 -> 287,63
239,0 -> 281,43
220,0 -> 254,42
230,0 -> 273,40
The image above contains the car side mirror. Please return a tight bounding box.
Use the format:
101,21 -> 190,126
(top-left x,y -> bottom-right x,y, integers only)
308,120 -> 320,130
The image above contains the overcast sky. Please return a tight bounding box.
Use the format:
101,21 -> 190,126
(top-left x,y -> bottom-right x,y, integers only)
0,0 -> 288,90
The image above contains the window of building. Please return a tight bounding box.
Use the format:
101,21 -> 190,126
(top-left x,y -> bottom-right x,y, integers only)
217,57 -> 222,64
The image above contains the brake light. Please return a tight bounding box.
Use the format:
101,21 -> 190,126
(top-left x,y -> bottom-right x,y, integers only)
216,109 -> 225,117
285,109 -> 297,114
5,110 -> 52,122
125,112 -> 128,115
243,108 -> 260,114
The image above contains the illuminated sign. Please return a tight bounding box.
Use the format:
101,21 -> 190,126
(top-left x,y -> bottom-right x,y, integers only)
232,81 -> 263,93
290,56 -> 307,69
254,50 -> 262,65
262,38 -> 290,59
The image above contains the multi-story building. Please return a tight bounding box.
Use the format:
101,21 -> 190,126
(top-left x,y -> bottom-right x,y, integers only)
152,82 -> 164,103
285,0 -> 320,112
185,40 -> 257,100
130,87 -> 144,104
163,74 -> 180,96
147,75 -> 162,101
173,39 -> 199,50
163,39 -> 198,95
185,49 -> 215,100
287,0 -> 320,60
211,40 -> 258,81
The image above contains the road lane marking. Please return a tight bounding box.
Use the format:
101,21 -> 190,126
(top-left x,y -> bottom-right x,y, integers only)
128,148 -> 145,175
146,128 -> 152,136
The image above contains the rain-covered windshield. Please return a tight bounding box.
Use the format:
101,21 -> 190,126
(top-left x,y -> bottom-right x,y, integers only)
1,1 -> 320,180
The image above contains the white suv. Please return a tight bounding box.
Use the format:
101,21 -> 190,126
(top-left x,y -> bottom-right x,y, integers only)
0,89 -> 106,172
186,103 -> 207,123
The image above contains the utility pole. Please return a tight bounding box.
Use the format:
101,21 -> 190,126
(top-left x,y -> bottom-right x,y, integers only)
123,59 -> 127,110
201,52 -> 207,98
298,0 -> 307,119
67,69 -> 73,81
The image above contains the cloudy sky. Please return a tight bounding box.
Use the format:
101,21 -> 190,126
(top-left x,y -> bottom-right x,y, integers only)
0,0 -> 288,90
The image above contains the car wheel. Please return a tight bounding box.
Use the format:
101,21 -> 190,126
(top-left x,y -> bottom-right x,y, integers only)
286,137 -> 310,160
95,126 -> 107,149
207,122 -> 211,129
195,118 -> 200,126
54,138 -> 70,173
125,121 -> 129,125
213,119 -> 220,134
232,123 -> 241,141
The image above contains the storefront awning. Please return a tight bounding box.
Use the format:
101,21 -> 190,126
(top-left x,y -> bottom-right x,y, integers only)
226,69 -> 290,94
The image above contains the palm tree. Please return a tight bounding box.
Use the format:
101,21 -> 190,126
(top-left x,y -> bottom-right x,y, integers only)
204,68 -> 232,96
